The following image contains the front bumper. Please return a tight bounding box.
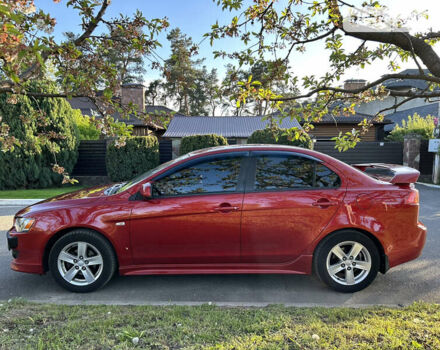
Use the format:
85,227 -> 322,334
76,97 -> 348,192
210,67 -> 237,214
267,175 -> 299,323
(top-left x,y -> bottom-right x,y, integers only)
6,230 -> 18,250
7,229 -> 45,275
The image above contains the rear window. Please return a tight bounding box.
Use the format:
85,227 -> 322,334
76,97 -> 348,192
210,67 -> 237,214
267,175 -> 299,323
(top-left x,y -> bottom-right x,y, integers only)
253,154 -> 340,191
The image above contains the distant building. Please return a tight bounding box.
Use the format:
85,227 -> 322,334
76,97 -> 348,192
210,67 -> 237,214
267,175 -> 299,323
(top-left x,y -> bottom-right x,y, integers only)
163,115 -> 302,158
353,69 -> 440,132
67,84 -> 184,137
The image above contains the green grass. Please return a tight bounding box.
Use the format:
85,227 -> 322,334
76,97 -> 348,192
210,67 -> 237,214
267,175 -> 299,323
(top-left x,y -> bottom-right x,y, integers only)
0,186 -> 86,199
0,300 -> 439,349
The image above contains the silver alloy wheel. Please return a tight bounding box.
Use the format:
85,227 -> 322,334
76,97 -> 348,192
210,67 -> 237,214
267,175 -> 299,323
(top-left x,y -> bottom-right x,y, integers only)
326,241 -> 372,286
57,241 -> 103,286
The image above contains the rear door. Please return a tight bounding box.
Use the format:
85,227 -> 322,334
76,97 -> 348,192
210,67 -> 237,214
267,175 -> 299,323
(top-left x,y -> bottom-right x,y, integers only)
241,151 -> 345,263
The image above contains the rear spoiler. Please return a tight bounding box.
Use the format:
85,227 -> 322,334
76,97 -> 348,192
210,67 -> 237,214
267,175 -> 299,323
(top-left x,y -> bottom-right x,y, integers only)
352,163 -> 420,184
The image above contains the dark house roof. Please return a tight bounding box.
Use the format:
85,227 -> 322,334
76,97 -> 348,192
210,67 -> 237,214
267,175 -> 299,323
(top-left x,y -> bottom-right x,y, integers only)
111,106 -> 184,127
383,69 -> 438,91
384,103 -> 439,132
67,97 -> 96,116
314,112 -> 392,125
163,115 -> 302,138
273,108 -> 391,125
67,97 -> 182,129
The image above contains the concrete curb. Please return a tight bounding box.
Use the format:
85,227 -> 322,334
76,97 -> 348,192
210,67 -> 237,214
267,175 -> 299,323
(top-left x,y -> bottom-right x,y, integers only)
417,182 -> 440,189
0,199 -> 43,206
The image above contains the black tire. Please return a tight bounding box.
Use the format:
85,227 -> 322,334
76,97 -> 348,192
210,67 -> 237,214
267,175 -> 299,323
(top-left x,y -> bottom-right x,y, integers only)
313,230 -> 380,293
48,229 -> 117,293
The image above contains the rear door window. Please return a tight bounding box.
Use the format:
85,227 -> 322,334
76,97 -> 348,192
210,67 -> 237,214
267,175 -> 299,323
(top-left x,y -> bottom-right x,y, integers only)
251,153 -> 340,191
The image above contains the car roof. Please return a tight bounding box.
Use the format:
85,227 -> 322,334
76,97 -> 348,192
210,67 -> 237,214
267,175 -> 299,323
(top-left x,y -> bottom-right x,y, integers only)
187,144 -> 312,156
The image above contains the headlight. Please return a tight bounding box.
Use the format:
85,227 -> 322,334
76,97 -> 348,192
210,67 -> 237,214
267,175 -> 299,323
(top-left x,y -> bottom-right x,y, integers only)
14,217 -> 35,232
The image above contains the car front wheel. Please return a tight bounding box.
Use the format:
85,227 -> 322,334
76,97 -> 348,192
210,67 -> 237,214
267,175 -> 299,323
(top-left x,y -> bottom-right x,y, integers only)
314,230 -> 380,293
48,229 -> 117,293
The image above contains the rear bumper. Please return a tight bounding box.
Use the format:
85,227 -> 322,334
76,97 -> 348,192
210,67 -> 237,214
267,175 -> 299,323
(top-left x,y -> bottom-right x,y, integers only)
6,229 -> 45,275
388,222 -> 427,268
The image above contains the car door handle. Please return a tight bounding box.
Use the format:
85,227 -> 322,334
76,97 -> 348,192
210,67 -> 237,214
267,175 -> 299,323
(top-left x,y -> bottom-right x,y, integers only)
212,203 -> 239,213
312,199 -> 339,208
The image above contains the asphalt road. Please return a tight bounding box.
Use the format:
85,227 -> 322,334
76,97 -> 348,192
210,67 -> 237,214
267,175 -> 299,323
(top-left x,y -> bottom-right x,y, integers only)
0,184 -> 439,306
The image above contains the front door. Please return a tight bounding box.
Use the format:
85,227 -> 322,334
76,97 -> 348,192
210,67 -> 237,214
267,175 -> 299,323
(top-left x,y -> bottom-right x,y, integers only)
130,152 -> 247,264
241,151 -> 345,263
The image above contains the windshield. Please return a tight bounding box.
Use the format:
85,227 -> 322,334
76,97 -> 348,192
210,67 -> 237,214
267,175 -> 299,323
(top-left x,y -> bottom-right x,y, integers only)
115,153 -> 192,194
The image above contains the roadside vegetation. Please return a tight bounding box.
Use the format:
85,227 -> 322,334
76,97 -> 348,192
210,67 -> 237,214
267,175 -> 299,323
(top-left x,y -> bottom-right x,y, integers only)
387,113 -> 436,141
0,185 -> 85,199
0,300 -> 438,349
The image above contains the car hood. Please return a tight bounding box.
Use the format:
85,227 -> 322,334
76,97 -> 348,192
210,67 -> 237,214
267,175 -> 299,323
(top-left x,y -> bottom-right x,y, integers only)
15,184 -> 112,217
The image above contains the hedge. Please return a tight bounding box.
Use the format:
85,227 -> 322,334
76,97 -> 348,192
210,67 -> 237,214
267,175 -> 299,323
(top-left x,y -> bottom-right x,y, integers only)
248,127 -> 313,149
387,113 -> 435,141
0,81 -> 79,189
72,110 -> 100,140
179,134 -> 228,155
106,136 -> 159,182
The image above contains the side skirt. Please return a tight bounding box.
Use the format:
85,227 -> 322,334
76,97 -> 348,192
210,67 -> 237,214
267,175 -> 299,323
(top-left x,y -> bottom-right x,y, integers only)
119,255 -> 313,276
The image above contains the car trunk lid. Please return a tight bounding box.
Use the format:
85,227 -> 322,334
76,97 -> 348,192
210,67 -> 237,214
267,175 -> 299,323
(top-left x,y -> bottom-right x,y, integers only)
351,163 -> 420,185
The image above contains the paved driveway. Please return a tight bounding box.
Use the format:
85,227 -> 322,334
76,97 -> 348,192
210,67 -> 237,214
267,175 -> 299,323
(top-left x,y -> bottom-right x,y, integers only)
0,184 -> 439,306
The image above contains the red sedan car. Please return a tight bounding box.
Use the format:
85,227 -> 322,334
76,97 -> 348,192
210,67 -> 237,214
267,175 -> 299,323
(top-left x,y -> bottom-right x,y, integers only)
7,145 -> 426,293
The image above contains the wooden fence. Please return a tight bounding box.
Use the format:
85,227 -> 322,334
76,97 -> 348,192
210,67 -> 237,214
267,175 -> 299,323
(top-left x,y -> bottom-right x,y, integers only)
420,140 -> 434,175
72,140 -> 408,177
314,141 -> 403,165
72,140 -> 107,176
159,139 -> 172,164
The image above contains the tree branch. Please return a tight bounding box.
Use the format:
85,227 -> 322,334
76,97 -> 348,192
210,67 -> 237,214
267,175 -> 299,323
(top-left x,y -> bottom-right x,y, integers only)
284,27 -> 337,61
73,0 -> 110,47
271,73 -> 440,101
1,0 -> 110,88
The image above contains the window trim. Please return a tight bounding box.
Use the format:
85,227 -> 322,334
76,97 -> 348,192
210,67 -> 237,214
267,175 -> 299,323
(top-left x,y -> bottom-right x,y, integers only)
150,151 -> 250,198
245,151 -> 341,193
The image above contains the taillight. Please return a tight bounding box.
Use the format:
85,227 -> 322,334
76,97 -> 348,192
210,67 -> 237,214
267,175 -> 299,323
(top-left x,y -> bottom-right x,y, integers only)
405,190 -> 419,205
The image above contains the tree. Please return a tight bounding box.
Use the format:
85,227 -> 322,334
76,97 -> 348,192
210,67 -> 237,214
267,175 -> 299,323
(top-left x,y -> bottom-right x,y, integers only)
64,23 -> 147,85
199,67 -> 220,116
163,28 -> 210,115
0,0 -> 168,181
0,80 -> 79,189
145,79 -> 165,106
221,61 -> 298,116
209,0 -> 440,149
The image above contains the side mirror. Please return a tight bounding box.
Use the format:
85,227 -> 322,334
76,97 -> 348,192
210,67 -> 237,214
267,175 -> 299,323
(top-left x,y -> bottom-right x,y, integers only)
140,182 -> 153,199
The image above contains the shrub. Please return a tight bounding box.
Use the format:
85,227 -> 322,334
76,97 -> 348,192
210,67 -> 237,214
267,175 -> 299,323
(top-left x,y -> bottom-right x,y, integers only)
0,81 -> 79,189
179,134 -> 228,155
248,127 -> 313,149
387,113 -> 435,141
106,136 -> 159,182
72,110 -> 100,140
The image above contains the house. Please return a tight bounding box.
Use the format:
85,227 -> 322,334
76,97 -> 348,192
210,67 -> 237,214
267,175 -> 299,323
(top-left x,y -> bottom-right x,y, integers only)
163,115 -> 302,158
271,108 -> 391,141
307,112 -> 392,141
352,69 -> 440,132
68,83 -> 184,137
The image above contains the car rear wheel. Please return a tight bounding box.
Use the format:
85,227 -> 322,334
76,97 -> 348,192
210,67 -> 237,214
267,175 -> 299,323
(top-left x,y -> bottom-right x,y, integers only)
314,230 -> 380,293
49,230 -> 116,293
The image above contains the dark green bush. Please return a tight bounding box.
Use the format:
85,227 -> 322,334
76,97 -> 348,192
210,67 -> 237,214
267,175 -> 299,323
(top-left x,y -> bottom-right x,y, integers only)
248,127 -> 313,149
0,81 -> 79,189
72,110 -> 100,140
179,134 -> 228,155
106,136 -> 159,182
387,113 -> 435,141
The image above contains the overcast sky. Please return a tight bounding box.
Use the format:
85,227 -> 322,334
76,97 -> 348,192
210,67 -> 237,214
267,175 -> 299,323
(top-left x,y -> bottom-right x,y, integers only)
35,0 -> 440,87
